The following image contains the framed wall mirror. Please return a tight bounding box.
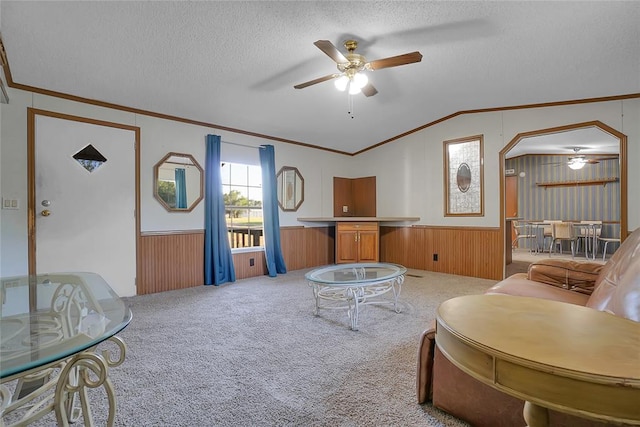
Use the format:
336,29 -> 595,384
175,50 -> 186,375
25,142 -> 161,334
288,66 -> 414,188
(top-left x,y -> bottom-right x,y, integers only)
276,166 -> 304,211
153,152 -> 204,212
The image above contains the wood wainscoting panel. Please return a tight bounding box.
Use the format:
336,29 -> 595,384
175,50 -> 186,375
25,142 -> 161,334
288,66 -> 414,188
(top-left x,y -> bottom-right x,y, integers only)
304,226 -> 335,267
234,251 -> 268,279
380,226 -> 502,280
139,226 -> 335,295
139,231 -> 205,295
281,226 -> 306,270
281,226 -> 334,270
379,226 -> 409,265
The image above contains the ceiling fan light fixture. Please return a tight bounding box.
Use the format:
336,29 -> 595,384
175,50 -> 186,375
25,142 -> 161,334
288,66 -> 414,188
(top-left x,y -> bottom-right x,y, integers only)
353,72 -> 368,89
348,82 -> 361,95
334,75 -> 349,91
568,159 -> 586,170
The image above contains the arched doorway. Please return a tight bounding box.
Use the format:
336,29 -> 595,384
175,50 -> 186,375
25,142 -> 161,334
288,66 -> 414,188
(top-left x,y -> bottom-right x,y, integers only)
500,121 -> 627,277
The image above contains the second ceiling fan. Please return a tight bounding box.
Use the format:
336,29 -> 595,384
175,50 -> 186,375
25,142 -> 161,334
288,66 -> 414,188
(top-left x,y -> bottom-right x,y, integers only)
547,147 -> 619,170
294,39 -> 423,96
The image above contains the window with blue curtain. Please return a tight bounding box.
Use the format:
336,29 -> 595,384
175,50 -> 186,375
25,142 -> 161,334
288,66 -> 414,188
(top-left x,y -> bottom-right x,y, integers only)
204,135 -> 235,285
259,144 -> 287,277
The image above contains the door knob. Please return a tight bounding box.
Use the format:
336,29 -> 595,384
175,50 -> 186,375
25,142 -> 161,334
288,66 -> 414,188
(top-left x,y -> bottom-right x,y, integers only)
41,209 -> 51,217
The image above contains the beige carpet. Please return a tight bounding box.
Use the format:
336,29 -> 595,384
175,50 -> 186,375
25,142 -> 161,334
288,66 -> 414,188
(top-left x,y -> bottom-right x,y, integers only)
8,268 -> 497,427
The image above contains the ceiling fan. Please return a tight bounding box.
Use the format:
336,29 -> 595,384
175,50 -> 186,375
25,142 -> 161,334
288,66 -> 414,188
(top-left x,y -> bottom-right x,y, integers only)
564,148 -> 618,170
293,39 -> 423,96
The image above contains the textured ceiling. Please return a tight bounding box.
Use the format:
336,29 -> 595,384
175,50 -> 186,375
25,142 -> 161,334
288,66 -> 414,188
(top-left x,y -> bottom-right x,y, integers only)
1,1 -> 639,154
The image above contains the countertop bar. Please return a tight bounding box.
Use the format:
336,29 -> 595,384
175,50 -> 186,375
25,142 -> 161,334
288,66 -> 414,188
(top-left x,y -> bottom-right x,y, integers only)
297,217 -> 420,222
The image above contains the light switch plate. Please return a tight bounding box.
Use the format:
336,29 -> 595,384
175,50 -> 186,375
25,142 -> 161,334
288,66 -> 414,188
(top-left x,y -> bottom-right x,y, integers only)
2,198 -> 19,210
342,205 -> 348,213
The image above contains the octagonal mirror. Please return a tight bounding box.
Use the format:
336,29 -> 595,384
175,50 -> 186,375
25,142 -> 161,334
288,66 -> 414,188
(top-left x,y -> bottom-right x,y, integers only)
277,166 -> 304,211
153,152 -> 203,212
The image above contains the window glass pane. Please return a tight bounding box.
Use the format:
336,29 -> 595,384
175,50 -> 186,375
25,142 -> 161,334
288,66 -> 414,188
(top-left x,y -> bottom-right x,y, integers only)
229,185 -> 248,201
247,187 -> 262,205
220,163 -> 230,185
230,164 -> 248,186
248,166 -> 262,187
222,162 -> 263,249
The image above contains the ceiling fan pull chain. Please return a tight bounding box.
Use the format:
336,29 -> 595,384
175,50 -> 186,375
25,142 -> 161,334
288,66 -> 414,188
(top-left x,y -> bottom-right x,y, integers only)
348,93 -> 355,119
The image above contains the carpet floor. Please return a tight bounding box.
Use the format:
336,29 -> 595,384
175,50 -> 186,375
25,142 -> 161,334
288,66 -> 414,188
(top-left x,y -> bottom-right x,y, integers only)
8,268 -> 497,427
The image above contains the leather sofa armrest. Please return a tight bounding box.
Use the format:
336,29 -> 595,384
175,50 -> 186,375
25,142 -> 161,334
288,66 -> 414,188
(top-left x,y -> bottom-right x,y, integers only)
416,320 -> 436,404
527,259 -> 603,295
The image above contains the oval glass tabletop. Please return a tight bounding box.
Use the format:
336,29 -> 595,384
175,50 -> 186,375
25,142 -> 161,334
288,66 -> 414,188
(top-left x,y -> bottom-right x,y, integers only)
305,263 -> 407,285
1,272 -> 132,379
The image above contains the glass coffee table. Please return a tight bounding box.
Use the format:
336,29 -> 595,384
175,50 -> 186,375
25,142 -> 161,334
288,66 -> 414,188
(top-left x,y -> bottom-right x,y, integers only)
305,263 -> 406,330
1,272 -> 132,426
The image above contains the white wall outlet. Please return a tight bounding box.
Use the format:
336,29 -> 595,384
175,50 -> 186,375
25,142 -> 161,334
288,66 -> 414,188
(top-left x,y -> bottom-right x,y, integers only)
342,205 -> 348,213
2,198 -> 19,210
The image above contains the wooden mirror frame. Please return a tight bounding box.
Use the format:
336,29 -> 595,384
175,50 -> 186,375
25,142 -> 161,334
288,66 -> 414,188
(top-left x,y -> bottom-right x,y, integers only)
153,152 -> 204,212
276,166 -> 304,212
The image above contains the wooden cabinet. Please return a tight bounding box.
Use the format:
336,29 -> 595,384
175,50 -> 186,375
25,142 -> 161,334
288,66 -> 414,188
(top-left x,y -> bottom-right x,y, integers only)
336,222 -> 379,263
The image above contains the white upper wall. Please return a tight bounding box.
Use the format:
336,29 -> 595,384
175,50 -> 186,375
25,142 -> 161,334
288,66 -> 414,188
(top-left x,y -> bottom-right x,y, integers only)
2,85 -> 638,278
0,87 -> 353,277
352,99 -> 639,229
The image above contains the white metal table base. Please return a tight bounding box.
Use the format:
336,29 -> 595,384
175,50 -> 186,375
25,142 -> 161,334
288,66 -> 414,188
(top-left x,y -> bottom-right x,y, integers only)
0,336 -> 127,427
309,275 -> 404,331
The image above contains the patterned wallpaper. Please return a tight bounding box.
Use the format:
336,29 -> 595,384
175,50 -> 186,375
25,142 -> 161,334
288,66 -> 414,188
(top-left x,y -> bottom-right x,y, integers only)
506,155 -> 620,238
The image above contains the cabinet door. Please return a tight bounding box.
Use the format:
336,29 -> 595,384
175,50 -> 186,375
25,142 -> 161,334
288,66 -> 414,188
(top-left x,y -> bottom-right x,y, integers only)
358,230 -> 379,262
336,229 -> 359,263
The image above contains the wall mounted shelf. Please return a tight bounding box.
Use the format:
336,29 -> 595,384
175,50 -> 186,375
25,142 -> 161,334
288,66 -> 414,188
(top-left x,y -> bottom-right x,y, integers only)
536,177 -> 619,188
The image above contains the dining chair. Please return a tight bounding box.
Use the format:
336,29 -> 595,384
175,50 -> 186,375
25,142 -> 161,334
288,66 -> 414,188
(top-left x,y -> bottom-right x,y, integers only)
598,236 -> 621,261
576,220 -> 602,256
512,220 -> 538,252
542,220 -> 562,252
550,222 -> 578,258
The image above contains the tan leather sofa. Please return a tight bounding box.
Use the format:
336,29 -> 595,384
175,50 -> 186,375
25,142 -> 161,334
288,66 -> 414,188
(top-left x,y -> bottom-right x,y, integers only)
417,227 -> 640,427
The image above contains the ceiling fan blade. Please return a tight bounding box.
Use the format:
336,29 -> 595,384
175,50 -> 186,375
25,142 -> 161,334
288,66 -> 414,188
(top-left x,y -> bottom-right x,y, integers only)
367,51 -> 423,70
591,156 -> 619,161
361,83 -> 378,97
313,40 -> 348,64
582,156 -> 618,164
293,74 -> 338,89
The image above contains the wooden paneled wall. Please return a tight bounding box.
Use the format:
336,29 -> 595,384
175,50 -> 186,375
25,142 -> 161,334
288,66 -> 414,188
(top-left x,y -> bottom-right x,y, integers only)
379,226 -> 503,280
280,226 -> 334,270
139,226 -> 334,295
138,225 -> 500,295
139,231 -> 205,295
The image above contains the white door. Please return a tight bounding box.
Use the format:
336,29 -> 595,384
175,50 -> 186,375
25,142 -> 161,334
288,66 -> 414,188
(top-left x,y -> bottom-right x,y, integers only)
33,113 -> 137,297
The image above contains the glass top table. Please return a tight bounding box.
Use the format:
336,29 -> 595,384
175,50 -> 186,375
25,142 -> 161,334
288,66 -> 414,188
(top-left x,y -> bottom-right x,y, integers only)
305,263 -> 406,330
1,272 -> 132,425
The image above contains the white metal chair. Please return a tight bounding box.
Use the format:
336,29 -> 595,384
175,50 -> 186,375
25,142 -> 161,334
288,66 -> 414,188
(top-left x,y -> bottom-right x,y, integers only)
549,222 -> 578,258
598,236 -> 621,261
576,220 -> 602,257
512,220 -> 538,252
542,220 -> 562,252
